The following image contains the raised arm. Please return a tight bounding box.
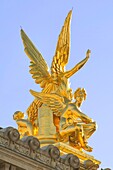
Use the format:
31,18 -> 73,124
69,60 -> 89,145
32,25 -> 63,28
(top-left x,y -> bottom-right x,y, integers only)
64,49 -> 91,78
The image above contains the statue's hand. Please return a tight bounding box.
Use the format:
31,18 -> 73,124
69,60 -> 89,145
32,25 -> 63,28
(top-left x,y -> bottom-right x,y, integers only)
62,123 -> 69,130
82,117 -> 92,124
86,49 -> 91,58
82,119 -> 89,124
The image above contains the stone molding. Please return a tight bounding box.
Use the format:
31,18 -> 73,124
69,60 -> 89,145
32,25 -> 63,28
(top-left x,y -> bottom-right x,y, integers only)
0,127 -> 80,170
0,127 -> 110,170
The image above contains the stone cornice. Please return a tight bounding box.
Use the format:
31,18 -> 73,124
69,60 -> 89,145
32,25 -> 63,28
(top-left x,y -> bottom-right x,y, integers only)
0,127 -> 80,170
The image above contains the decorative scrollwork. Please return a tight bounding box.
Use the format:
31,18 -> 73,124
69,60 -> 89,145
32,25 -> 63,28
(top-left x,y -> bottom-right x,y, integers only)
61,154 -> 80,169
41,145 -> 60,160
21,136 -> 40,150
29,137 -> 40,150
0,127 -> 20,142
49,145 -> 60,160
8,128 -> 20,142
84,160 -> 99,170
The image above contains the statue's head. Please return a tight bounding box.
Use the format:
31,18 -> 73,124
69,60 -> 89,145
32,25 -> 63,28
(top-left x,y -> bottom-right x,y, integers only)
74,88 -> 87,107
13,111 -> 24,120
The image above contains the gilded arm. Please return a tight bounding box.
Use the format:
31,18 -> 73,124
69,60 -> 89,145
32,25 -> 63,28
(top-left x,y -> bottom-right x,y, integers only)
64,103 -> 92,124
64,49 -> 91,78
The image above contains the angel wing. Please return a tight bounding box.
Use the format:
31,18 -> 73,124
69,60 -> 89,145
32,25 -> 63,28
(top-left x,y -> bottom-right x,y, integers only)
21,29 -> 52,88
30,89 -> 66,116
51,10 -> 90,79
51,10 -> 72,75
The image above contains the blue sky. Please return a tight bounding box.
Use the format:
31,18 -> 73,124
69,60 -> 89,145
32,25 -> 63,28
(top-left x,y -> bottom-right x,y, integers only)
0,1 -> 113,169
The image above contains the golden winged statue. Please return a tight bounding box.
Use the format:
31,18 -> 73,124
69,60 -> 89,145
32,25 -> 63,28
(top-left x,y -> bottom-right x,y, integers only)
20,10 -> 91,128
30,88 -> 96,152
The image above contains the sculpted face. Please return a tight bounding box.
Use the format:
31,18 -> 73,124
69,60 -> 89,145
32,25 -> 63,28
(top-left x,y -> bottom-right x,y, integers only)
76,92 -> 85,104
74,88 -> 87,106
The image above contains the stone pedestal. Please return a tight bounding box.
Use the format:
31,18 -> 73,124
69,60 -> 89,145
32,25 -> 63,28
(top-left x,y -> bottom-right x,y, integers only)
38,104 -> 56,145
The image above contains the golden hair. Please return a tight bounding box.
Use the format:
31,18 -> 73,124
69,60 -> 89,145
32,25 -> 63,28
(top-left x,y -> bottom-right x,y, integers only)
74,88 -> 87,100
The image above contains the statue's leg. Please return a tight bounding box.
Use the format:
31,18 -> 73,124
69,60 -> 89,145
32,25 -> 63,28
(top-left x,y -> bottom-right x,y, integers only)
68,127 -> 82,149
78,126 -> 85,147
53,114 -> 60,132
77,125 -> 92,152
67,125 -> 91,151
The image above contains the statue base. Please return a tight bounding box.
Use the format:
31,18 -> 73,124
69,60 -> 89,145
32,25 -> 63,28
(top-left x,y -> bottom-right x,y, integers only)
54,142 -> 101,165
37,104 -> 57,146
38,135 -> 57,146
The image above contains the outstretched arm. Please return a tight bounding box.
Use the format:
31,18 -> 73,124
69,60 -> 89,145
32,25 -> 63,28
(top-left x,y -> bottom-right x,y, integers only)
65,103 -> 92,124
75,105 -> 92,123
64,49 -> 91,78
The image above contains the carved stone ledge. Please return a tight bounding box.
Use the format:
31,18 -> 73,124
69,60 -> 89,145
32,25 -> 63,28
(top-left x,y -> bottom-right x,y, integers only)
61,154 -> 80,170
21,136 -> 40,151
0,127 -> 81,170
41,145 -> 60,160
84,160 -> 99,170
101,169 -> 111,170
0,127 -> 20,142
0,127 -> 109,170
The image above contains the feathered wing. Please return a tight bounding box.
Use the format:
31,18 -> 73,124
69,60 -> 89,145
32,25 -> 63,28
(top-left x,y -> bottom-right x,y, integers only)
30,90 -> 66,116
21,29 -> 52,88
51,10 -> 72,75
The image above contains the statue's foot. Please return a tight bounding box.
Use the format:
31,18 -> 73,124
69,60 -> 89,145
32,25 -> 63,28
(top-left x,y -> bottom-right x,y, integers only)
56,132 -> 65,142
69,141 -> 81,149
56,132 -> 61,141
83,145 -> 93,152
